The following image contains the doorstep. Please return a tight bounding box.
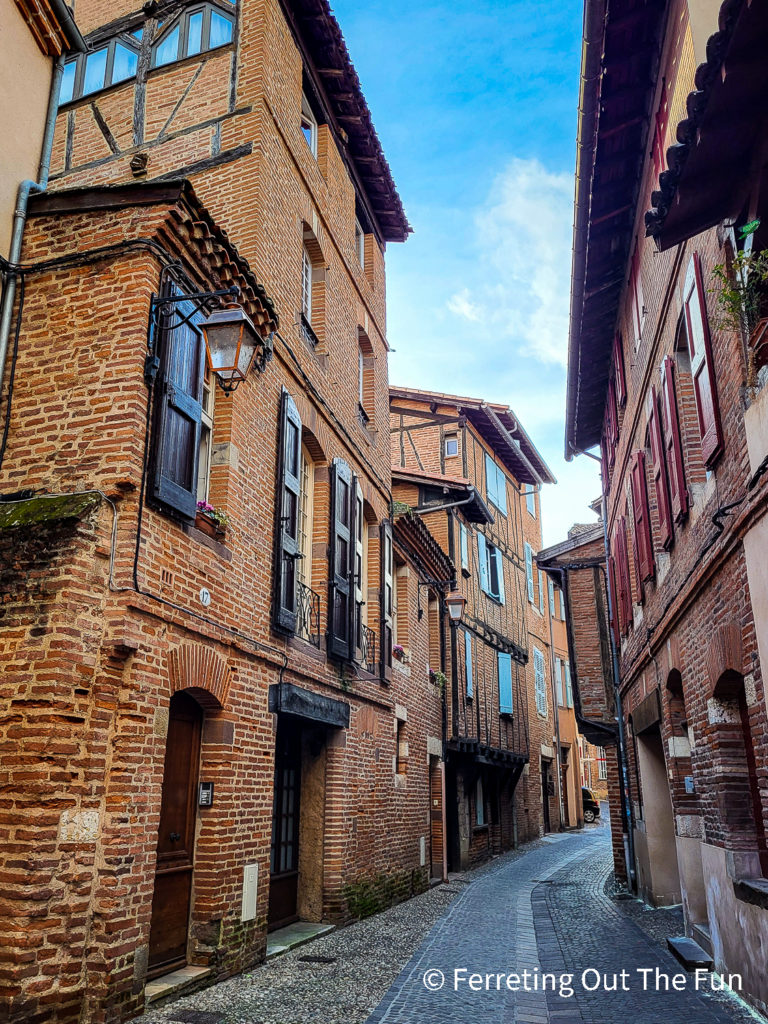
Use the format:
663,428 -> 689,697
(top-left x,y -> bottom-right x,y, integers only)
266,921 -> 335,960
145,965 -> 213,1006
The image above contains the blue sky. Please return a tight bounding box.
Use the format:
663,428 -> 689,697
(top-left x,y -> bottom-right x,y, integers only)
333,0 -> 602,546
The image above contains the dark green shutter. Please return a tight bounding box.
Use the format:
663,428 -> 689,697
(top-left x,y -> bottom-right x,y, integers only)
380,518 -> 393,681
328,458 -> 353,660
273,388 -> 302,633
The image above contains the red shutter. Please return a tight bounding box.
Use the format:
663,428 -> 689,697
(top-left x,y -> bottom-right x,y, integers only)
652,80 -> 669,180
615,517 -> 632,634
607,553 -> 620,649
630,450 -> 654,584
684,252 -> 723,466
631,243 -> 645,345
601,433 -> 611,490
660,356 -> 689,522
614,331 -> 627,407
648,386 -> 673,550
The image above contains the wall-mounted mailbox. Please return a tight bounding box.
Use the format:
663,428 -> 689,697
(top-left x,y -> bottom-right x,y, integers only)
199,781 -> 214,807
684,776 -> 695,795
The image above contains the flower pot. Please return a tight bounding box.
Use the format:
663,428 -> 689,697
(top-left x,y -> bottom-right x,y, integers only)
195,511 -> 225,539
749,316 -> 768,371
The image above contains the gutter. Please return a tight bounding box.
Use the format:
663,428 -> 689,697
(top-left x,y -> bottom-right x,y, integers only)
482,403 -> 549,485
50,0 -> 86,53
564,0 -> 607,461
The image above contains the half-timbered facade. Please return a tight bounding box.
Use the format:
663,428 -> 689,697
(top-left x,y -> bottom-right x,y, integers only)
389,386 -> 557,866
564,0 -> 768,1012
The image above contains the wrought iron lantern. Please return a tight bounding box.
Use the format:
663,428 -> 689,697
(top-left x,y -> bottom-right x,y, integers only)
445,589 -> 466,623
200,305 -> 263,394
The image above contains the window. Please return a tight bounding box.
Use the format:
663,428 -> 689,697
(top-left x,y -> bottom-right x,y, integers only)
301,91 -> 318,156
525,484 -> 536,517
614,331 -> 627,408
683,252 -> 723,466
300,226 -> 324,348
548,578 -> 555,617
555,657 -> 564,706
485,453 -> 507,514
274,390 -> 303,633
477,534 -> 504,603
445,435 -> 459,458
660,355 -> 690,522
560,588 -> 566,621
152,4 -> 234,68
302,247 -> 313,323
460,522 -> 469,572
59,34 -> 141,104
475,777 -> 485,826
538,569 -> 545,615
353,486 -> 368,661
465,629 -> 473,698
196,364 -> 214,502
150,285 -> 206,521
533,647 -> 547,716
357,328 -> 374,428
651,80 -> 669,182
328,458 -> 355,661
498,651 -> 513,714
629,241 -> 645,347
297,445 -> 314,586
564,662 -> 573,708
355,218 -> 365,267
598,747 -> 607,781
524,542 -> 534,603
380,520 -> 394,681
648,385 -> 673,550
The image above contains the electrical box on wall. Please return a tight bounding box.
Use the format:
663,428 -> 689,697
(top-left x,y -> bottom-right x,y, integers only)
241,863 -> 258,922
198,781 -> 214,807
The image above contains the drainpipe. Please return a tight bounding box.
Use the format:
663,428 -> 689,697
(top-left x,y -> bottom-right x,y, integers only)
546,585 -> 566,829
0,55 -> 67,399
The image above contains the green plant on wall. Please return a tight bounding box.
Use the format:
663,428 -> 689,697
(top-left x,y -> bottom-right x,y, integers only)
711,223 -> 768,338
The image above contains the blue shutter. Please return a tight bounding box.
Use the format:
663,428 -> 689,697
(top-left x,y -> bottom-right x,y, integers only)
465,630 -> 473,697
555,657 -> 563,705
460,523 -> 469,570
496,547 -> 505,605
538,570 -> 545,614
485,453 -> 498,508
495,464 -> 507,515
565,662 -> 573,708
534,648 -> 547,715
498,651 -> 513,714
524,543 -> 534,602
477,533 -> 489,593
548,578 -> 555,617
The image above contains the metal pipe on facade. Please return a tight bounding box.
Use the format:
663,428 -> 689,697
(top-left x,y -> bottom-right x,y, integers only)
0,55 -> 68,402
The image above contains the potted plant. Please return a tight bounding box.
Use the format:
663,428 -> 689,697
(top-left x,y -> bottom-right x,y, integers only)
393,644 -> 408,664
195,500 -> 230,539
429,668 -> 447,693
711,222 -> 768,381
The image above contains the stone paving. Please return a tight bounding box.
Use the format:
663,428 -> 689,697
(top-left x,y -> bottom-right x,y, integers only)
136,817 -> 764,1024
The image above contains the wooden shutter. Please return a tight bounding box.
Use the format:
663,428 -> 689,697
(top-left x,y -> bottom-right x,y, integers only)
496,548 -> 505,604
660,356 -> 689,522
615,517 -> 632,635
647,387 -> 673,550
555,656 -> 563,705
684,252 -> 723,466
328,458 -> 354,660
465,629 -> 473,698
533,648 -> 547,715
630,451 -> 654,584
151,290 -> 205,519
273,389 -> 302,633
379,518 -> 393,681
524,542 -> 534,602
477,533 -> 489,593
538,569 -> 545,615
353,481 -> 364,660
614,331 -> 627,407
485,453 -> 498,508
564,662 -> 573,708
548,578 -> 555,617
498,651 -> 513,714
460,522 -> 469,571
607,553 -> 620,649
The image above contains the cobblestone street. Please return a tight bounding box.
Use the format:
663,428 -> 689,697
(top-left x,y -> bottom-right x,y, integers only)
137,816 -> 763,1024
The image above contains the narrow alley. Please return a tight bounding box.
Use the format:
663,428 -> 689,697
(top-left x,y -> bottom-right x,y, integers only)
136,817 -> 757,1024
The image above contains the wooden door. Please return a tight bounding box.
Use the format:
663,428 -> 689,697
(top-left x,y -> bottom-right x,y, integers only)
148,692 -> 202,978
541,760 -> 551,833
268,725 -> 301,930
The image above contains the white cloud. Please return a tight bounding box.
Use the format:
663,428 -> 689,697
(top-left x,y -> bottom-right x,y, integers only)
446,287 -> 483,322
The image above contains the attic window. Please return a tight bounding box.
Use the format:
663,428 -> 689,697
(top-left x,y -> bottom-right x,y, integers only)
152,4 -> 234,69
59,34 -> 140,104
301,92 -> 318,157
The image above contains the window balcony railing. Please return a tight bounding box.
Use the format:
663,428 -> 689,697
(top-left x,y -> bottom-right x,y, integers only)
296,580 -> 321,648
300,313 -> 320,349
361,624 -> 376,674
358,402 -> 370,428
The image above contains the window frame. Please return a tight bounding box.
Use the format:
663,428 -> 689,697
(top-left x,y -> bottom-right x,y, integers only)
151,3 -> 235,70
630,241 -> 645,348
301,91 -> 318,157
196,363 -> 215,504
524,542 -> 534,603
59,33 -> 141,105
445,435 -> 459,458
533,646 -> 547,716
464,629 -> 473,698
525,484 -> 536,517
484,453 -> 507,515
355,217 -> 365,267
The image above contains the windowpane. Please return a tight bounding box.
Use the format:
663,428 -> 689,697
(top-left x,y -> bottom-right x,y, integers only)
187,11 -> 204,55
155,25 -> 180,67
59,60 -> 76,104
209,10 -> 233,48
83,48 -> 108,95
112,42 -> 138,84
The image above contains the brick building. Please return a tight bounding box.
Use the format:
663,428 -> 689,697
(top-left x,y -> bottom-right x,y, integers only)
564,0 -> 768,1012
388,386 -> 559,865
0,1 -> 467,1021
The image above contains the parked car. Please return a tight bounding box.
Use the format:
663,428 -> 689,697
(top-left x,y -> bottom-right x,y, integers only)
582,787 -> 601,823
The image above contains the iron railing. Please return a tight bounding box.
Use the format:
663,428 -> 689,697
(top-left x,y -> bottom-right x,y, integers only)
361,624 -> 376,673
296,580 -> 321,647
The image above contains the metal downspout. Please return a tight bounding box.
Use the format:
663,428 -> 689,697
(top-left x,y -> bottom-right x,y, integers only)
0,56 -> 66,399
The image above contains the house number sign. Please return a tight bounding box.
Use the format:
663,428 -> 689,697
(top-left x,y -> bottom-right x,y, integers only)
199,587 -> 212,607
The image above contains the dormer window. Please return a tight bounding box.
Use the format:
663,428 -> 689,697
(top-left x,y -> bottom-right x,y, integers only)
152,3 -> 234,69
301,92 -> 318,157
59,33 -> 141,104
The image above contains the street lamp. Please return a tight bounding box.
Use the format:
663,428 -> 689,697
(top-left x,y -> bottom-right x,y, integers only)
445,589 -> 466,623
200,305 -> 265,394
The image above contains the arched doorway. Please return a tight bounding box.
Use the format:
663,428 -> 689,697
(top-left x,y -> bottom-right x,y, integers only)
148,691 -> 203,978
